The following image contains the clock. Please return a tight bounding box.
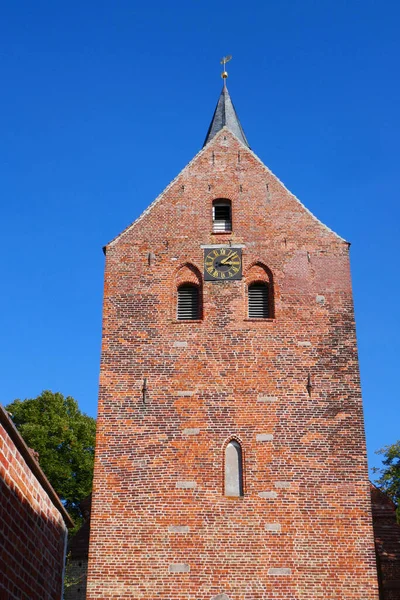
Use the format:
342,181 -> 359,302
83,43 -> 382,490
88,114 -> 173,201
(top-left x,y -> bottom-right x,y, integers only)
204,247 -> 242,281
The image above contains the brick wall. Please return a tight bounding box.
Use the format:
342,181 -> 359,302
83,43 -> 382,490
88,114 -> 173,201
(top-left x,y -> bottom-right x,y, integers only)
64,495 -> 91,600
0,405 -> 72,600
371,484 -> 400,600
87,128 -> 379,599
64,558 -> 88,600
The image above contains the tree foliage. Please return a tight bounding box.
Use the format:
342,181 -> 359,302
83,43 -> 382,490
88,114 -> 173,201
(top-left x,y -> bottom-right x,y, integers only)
374,440 -> 400,523
6,391 -> 96,528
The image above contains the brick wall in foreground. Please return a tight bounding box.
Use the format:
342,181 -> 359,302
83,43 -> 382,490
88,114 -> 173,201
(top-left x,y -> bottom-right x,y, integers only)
87,128 -> 380,599
0,405 -> 72,600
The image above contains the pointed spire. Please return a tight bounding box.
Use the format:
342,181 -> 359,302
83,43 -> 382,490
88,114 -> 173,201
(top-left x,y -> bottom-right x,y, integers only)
203,85 -> 250,148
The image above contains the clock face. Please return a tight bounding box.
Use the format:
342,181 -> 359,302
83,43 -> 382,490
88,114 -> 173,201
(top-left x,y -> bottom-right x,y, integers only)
204,247 -> 242,281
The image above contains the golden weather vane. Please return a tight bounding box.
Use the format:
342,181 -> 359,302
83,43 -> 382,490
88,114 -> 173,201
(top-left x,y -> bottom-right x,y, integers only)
220,55 -> 232,83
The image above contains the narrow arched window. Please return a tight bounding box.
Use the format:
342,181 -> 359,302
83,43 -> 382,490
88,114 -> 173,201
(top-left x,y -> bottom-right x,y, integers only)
177,284 -> 200,320
248,282 -> 270,318
213,199 -> 232,232
224,440 -> 243,497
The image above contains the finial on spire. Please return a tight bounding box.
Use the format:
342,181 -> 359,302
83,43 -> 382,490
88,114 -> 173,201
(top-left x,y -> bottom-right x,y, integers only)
220,55 -> 232,83
203,59 -> 249,148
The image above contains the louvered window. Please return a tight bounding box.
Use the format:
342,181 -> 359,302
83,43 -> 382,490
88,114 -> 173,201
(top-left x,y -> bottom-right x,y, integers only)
248,282 -> 269,318
177,284 -> 200,320
213,200 -> 232,232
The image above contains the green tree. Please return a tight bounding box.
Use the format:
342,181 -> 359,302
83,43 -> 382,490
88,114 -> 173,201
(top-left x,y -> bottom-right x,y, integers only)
374,440 -> 400,523
6,391 -> 96,529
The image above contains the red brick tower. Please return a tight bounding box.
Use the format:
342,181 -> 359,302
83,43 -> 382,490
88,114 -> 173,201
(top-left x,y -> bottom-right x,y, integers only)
87,77 -> 379,599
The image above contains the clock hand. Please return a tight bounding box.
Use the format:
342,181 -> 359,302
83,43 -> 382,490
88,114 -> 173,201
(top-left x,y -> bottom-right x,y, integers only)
220,252 -> 237,265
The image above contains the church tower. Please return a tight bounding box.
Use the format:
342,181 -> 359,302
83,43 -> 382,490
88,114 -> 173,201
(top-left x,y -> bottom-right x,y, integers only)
87,69 -> 379,599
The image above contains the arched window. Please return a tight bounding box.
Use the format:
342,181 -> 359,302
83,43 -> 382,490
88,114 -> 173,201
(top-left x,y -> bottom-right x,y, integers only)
248,282 -> 270,319
213,199 -> 232,232
224,440 -> 244,497
177,284 -> 200,320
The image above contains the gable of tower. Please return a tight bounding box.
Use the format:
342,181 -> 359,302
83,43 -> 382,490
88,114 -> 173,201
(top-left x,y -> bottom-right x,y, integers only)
106,127 -> 344,254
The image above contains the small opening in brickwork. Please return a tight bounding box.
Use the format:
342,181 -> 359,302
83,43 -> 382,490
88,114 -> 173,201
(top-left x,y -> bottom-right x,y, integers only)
248,282 -> 270,318
177,284 -> 200,320
224,440 -> 243,497
213,199 -> 232,232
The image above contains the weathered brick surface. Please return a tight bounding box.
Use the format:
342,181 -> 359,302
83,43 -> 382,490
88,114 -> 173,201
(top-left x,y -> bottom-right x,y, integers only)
64,558 -> 88,600
64,495 -> 91,600
371,484 -> 400,600
0,409 -> 69,600
87,128 -> 379,599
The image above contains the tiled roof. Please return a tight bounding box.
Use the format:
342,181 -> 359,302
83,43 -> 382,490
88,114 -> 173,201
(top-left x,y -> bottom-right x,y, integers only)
68,494 -> 92,559
371,483 -> 400,562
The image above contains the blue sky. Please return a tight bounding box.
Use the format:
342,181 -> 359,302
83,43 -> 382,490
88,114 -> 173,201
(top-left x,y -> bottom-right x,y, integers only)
0,1 -> 398,474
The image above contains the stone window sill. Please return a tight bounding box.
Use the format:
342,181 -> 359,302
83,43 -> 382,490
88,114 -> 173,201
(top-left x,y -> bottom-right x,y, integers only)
243,318 -> 275,322
172,319 -> 203,324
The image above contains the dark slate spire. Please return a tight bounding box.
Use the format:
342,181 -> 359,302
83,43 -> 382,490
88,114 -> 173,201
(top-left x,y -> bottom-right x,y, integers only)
203,84 -> 249,148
